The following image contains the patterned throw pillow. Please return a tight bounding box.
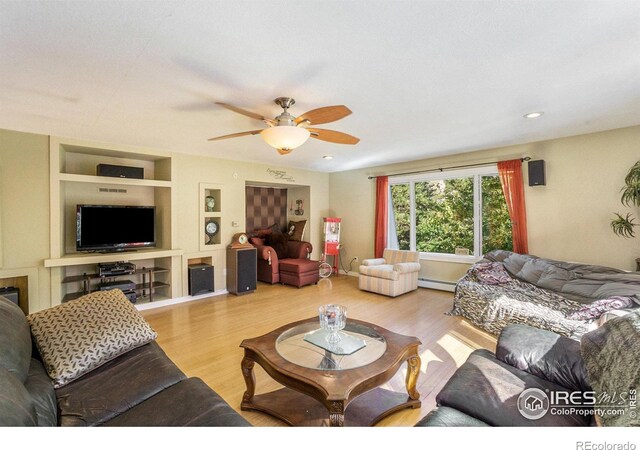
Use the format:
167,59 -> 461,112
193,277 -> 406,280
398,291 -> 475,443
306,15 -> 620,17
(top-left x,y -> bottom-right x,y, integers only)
470,262 -> 512,285
287,220 -> 307,241
27,290 -> 157,388
567,296 -> 635,321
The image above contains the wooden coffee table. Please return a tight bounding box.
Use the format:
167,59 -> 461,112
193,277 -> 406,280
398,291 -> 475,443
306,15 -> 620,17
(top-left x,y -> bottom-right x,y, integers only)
240,317 -> 421,426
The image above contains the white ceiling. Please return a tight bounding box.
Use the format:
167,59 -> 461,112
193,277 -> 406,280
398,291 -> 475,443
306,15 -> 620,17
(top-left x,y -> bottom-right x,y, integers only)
1,1 -> 640,172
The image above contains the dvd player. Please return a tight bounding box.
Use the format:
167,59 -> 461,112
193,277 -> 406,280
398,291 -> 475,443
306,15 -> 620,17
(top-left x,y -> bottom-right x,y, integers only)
98,262 -> 136,277
98,279 -> 136,292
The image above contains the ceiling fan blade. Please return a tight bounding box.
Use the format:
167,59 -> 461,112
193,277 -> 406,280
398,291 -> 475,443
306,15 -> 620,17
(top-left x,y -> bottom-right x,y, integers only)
307,128 -> 360,145
215,102 -> 267,121
207,130 -> 262,141
295,105 -> 352,125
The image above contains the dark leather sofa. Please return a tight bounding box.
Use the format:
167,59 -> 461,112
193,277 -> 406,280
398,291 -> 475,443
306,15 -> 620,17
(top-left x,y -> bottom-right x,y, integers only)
0,296 -> 250,427
416,324 -> 595,427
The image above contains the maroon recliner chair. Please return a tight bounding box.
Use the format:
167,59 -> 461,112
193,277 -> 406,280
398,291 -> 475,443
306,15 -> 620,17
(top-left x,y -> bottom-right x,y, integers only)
250,238 -> 319,288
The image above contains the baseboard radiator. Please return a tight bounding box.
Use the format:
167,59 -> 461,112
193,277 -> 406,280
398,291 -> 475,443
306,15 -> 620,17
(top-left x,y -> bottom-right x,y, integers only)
418,278 -> 457,293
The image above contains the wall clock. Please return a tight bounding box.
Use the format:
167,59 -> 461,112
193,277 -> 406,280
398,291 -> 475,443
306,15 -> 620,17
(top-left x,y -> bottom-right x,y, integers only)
205,220 -> 219,237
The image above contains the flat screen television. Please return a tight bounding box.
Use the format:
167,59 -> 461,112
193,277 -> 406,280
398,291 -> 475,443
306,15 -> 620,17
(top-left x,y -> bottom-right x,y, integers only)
76,205 -> 156,252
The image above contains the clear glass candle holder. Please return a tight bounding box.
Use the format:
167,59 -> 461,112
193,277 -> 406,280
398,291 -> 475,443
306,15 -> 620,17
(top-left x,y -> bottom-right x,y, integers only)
318,304 -> 347,344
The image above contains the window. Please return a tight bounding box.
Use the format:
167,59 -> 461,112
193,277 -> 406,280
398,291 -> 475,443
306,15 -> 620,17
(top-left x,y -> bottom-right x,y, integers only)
388,166 -> 513,259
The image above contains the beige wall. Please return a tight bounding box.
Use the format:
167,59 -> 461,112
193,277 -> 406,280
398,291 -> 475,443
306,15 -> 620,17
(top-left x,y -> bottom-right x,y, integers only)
173,153 -> 329,293
330,125 -> 640,283
2,124 -> 639,310
0,128 -> 330,311
0,129 -> 51,312
286,185 -> 311,238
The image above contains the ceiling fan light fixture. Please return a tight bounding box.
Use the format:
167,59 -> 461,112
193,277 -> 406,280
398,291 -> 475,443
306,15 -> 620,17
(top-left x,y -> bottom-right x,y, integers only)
261,126 -> 310,152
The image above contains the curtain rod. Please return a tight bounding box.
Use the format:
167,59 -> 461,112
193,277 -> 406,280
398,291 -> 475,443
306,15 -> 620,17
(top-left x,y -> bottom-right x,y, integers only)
367,157 -> 531,179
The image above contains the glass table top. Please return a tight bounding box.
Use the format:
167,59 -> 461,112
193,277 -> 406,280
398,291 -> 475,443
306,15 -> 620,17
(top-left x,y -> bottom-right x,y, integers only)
275,321 -> 387,371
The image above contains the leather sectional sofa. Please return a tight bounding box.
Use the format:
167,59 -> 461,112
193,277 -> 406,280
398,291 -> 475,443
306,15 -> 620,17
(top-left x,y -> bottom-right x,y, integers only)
0,295 -> 250,427
416,324 -> 595,426
452,250 -> 640,339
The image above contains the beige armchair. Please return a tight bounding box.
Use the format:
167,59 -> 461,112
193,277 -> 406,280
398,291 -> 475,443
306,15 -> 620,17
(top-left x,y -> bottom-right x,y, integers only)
358,249 -> 421,297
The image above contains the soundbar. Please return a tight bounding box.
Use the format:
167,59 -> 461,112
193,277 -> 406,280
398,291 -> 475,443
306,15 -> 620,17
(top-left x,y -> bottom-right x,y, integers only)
97,163 -> 144,179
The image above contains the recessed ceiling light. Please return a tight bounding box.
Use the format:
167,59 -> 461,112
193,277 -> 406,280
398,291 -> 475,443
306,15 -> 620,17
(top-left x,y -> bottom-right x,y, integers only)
323,155 -> 333,160
523,112 -> 544,119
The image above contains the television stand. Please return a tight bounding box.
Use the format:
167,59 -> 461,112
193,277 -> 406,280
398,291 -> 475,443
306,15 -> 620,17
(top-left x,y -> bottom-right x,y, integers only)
60,266 -> 169,303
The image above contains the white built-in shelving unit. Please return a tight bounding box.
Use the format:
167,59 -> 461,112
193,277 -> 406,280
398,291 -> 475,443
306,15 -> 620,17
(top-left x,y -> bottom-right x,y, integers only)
199,182 -> 224,251
45,137 -> 182,306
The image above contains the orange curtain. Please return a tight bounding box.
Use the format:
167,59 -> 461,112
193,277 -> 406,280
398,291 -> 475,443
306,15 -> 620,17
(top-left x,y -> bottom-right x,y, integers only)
497,159 -> 528,254
374,176 -> 389,258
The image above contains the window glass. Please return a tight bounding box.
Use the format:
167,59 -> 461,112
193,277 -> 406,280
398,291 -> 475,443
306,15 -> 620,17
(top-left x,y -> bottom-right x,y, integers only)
415,178 -> 474,255
388,167 -> 513,257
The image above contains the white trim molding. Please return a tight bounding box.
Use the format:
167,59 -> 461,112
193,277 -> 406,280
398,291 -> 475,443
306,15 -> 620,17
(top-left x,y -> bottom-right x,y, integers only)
135,289 -> 228,311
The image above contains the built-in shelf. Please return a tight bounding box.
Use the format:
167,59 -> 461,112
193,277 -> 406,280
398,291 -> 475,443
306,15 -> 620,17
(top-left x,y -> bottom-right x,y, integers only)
63,284 -> 171,303
200,183 -> 224,251
61,266 -> 169,283
47,137 -> 181,306
61,266 -> 171,303
45,248 -> 183,268
58,173 -> 172,188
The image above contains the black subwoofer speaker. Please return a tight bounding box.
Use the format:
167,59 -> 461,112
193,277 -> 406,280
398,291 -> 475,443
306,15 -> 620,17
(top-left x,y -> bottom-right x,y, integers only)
188,264 -> 214,296
97,163 -> 144,179
528,160 -> 546,186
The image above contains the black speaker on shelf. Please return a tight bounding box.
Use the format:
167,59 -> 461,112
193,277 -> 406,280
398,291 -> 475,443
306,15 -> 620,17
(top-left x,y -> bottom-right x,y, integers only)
528,159 -> 546,186
97,163 -> 144,179
188,264 -> 214,296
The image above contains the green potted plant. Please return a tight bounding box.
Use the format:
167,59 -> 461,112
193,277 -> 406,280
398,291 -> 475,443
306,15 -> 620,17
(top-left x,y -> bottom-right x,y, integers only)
611,161 -> 640,270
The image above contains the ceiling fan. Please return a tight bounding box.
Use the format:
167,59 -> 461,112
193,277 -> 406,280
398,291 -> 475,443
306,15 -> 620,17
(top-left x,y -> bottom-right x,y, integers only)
208,97 -> 359,155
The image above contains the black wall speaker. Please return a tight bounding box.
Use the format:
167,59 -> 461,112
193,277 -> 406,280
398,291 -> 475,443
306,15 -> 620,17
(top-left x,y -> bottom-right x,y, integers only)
188,264 -> 214,296
97,163 -> 144,179
528,160 -> 546,186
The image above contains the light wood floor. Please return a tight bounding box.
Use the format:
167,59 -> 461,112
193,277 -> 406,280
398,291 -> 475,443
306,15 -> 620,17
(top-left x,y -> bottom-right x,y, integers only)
141,275 -> 496,427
